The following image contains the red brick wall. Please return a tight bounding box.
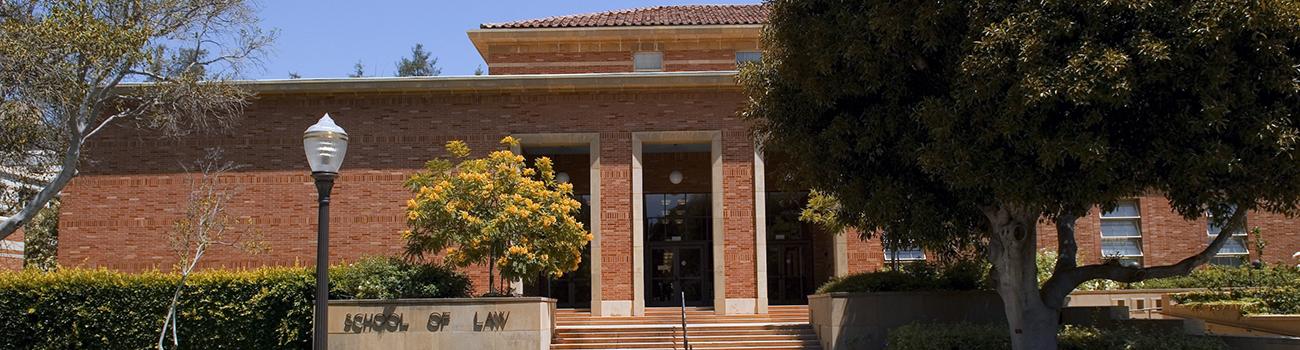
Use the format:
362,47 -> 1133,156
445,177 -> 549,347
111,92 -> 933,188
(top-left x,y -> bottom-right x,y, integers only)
2,229 -> 24,271
58,88 -> 753,297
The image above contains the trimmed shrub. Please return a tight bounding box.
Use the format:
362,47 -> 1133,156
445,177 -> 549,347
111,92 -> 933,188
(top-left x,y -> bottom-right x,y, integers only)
0,268 -> 313,350
1172,287 -> 1300,314
0,258 -> 469,350
817,259 -> 991,294
330,256 -> 471,300
888,323 -> 1229,350
1135,265 -> 1300,290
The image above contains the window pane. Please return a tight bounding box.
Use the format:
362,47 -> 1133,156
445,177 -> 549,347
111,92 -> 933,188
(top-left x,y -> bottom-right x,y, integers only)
736,51 -> 762,64
1100,220 -> 1141,237
1102,201 -> 1140,217
886,247 -> 925,261
1215,237 -> 1249,255
634,52 -> 663,70
1209,256 -> 1245,266
1101,239 -> 1142,256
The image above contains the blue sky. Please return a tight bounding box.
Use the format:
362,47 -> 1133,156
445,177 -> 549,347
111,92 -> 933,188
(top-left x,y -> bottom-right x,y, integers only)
253,1 -> 758,79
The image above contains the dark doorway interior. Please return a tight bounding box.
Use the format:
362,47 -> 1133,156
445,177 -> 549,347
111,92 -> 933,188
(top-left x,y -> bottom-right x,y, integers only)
522,149 -> 591,309
642,147 -> 713,307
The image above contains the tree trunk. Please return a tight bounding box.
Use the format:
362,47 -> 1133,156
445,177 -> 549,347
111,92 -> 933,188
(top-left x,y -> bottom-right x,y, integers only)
984,205 -> 1059,349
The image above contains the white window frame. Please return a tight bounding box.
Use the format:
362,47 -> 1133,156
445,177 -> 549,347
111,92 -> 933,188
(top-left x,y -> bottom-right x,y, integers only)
1100,199 -> 1143,266
735,51 -> 762,65
883,244 -> 925,261
1206,209 -> 1248,265
633,52 -> 664,71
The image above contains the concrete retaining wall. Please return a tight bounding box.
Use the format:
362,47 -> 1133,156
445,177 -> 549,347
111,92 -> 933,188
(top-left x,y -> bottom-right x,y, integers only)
808,291 -> 1006,350
328,297 -> 555,350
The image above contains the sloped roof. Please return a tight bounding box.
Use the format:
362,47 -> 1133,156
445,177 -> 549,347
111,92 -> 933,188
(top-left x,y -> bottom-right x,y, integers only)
480,4 -> 767,29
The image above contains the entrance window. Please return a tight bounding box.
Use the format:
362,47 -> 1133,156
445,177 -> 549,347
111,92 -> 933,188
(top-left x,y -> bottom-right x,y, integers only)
645,193 -> 711,242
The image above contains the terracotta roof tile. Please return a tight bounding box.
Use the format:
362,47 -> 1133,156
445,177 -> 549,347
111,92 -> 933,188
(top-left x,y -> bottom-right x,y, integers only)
481,4 -> 768,29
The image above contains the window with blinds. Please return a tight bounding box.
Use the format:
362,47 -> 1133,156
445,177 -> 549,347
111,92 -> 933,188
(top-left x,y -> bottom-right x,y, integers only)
1101,200 -> 1143,267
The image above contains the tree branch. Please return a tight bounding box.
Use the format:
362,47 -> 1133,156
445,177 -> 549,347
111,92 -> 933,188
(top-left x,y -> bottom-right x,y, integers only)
1041,206 -> 1247,304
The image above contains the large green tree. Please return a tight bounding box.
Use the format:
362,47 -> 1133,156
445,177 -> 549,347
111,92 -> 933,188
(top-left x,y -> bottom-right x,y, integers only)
0,0 -> 274,240
395,43 -> 440,77
744,0 -> 1300,348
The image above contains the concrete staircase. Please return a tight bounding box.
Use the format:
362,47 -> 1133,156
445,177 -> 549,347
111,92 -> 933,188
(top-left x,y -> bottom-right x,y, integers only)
552,305 -> 821,350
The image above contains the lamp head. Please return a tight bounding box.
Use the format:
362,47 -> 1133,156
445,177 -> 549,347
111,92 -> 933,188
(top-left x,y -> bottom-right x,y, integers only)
304,114 -> 348,174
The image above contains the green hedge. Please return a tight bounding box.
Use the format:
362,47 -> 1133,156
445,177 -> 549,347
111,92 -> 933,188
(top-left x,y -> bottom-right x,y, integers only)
888,322 -> 1229,350
0,257 -> 469,350
1172,287 -> 1300,314
1037,250 -> 1300,291
817,260 -> 992,294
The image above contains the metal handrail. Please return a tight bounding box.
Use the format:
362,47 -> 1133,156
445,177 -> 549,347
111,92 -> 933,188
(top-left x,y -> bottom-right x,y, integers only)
680,291 -> 691,350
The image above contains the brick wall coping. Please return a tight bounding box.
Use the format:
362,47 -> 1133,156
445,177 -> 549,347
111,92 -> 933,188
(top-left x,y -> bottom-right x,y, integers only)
120,71 -> 739,95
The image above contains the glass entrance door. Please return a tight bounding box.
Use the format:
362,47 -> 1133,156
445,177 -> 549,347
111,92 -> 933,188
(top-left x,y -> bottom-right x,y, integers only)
766,192 -> 818,305
644,193 -> 712,307
768,244 -> 813,305
648,246 -> 709,306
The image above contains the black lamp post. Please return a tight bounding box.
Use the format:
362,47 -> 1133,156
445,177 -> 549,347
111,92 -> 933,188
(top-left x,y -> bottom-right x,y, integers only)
303,114 -> 348,350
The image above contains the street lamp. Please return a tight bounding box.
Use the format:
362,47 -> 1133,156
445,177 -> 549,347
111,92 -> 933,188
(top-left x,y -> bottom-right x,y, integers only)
304,114 -> 348,350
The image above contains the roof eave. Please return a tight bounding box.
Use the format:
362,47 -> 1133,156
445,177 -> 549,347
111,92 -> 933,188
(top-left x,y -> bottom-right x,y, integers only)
119,71 -> 741,96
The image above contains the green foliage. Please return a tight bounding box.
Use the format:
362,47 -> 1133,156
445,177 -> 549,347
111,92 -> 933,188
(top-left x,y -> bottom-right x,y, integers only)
1135,265 -> 1300,290
330,256 -> 471,300
1172,287 -> 1300,315
0,259 -> 468,349
817,259 -> 991,294
22,198 -> 57,271
403,137 -> 591,293
0,267 -> 313,350
888,323 -> 1229,350
749,2 -> 1300,343
349,60 -> 365,78
395,43 -> 440,77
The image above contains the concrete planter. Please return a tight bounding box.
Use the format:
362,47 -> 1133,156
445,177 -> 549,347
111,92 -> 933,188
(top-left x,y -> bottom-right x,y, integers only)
1162,295 -> 1300,337
328,297 -> 556,350
808,291 -> 1006,350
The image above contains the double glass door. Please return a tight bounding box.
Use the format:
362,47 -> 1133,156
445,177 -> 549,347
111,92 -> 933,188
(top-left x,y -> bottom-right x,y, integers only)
645,193 -> 713,307
767,243 -> 814,305
648,245 -> 710,306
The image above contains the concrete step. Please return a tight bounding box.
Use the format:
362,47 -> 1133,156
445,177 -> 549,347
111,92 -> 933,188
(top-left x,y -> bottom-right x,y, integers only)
555,334 -> 818,344
551,339 -> 822,349
557,328 -> 814,338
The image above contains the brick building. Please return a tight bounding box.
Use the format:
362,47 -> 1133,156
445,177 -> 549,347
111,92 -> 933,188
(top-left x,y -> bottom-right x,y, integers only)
56,4 -> 1299,316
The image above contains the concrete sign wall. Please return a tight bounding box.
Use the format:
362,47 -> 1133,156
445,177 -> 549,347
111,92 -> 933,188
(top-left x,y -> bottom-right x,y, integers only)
328,297 -> 555,350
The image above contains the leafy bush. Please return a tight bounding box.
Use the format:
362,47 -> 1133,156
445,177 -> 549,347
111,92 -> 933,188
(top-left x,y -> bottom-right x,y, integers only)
1136,265 -> 1300,290
331,256 -> 471,299
0,268 -> 313,350
1172,287 -> 1300,314
0,258 -> 469,350
817,259 -> 991,294
888,323 -> 1229,350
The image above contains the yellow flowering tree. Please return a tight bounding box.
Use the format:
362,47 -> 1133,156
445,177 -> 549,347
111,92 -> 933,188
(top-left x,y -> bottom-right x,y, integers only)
403,137 -> 591,295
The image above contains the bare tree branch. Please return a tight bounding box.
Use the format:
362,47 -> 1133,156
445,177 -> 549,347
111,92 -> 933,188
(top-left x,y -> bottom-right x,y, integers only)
1041,206 -> 1249,305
